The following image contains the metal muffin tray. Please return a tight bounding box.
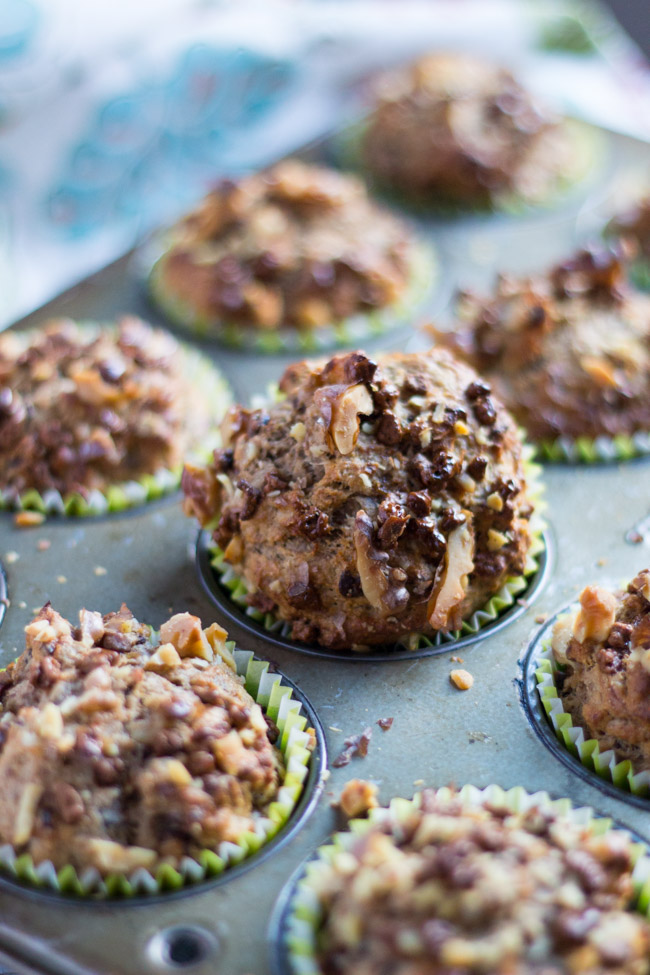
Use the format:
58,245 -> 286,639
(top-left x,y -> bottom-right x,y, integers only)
1,124 -> 650,975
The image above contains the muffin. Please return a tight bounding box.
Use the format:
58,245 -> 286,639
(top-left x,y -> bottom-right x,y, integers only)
183,348 -> 537,650
0,603 -> 288,882
606,199 -> 650,290
360,52 -> 584,210
0,316 -> 231,513
436,247 -> 650,457
148,160 -> 428,349
285,788 -> 650,975
550,569 -> 650,771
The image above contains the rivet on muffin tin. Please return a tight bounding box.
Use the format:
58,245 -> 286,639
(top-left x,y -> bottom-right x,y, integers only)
520,607 -> 650,810
196,527 -> 554,662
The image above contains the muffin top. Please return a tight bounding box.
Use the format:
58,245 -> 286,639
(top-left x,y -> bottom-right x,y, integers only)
311,790 -> 650,975
0,604 -> 282,874
0,316 -> 223,500
183,348 -> 534,649
437,248 -> 650,443
551,569 -> 650,770
607,198 -> 650,261
153,160 -> 416,332
361,52 -> 575,207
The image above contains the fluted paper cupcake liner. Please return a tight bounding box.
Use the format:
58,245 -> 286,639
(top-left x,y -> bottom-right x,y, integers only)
207,450 -> 545,654
147,240 -> 435,354
535,630 -> 650,798
0,649 -> 316,898
275,784 -> 650,975
0,339 -> 232,518
537,431 -> 650,465
334,118 -> 602,218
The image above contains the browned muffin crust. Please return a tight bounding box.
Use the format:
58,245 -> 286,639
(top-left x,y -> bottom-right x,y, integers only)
608,199 -> 650,261
0,605 -> 282,874
314,790 -> 650,975
552,570 -> 650,770
0,316 -> 220,500
436,248 -> 650,443
361,53 -> 575,208
154,160 -> 416,332
183,349 -> 534,650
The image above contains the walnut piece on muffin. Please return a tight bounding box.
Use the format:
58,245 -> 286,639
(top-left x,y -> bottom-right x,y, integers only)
310,790 -> 650,975
551,569 -> 650,770
151,160 -> 417,333
0,604 -> 283,874
0,316 -> 226,502
183,348 -> 535,650
435,246 -> 650,444
361,52 -> 577,208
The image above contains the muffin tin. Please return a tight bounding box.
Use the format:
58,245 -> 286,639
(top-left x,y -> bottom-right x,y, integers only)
0,122 -> 649,975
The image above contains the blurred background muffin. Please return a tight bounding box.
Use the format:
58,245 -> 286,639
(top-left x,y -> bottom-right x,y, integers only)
149,160 -> 429,350
359,52 -> 589,211
435,246 -> 650,459
0,316 -> 231,512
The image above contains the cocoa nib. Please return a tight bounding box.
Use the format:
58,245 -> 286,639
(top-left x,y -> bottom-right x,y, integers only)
339,569 -> 363,598
332,726 -> 373,768
237,479 -> 262,520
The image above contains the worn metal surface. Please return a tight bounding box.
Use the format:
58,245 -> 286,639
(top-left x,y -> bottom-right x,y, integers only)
0,127 -> 650,975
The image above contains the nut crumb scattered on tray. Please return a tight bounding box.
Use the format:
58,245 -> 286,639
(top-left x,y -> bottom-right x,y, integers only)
534,613 -> 548,624
333,727 -> 373,768
5,552 -> 19,564
376,717 -> 393,731
56,576 -> 67,584
36,539 -> 50,552
14,511 -> 45,528
94,566 -> 107,576
450,668 -> 474,690
336,779 -> 378,818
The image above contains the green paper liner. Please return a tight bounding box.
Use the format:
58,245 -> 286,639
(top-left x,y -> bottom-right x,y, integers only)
535,625 -> 650,798
279,784 -> 650,975
0,648 -> 315,898
208,448 -> 546,654
0,332 -> 232,518
148,240 -> 435,354
628,260 -> 650,293
536,430 -> 650,464
334,118 -> 602,219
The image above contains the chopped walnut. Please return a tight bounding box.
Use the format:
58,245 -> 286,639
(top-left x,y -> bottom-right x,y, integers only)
338,779 -> 379,818
329,383 -> 374,455
427,522 -> 475,630
573,586 -> 617,643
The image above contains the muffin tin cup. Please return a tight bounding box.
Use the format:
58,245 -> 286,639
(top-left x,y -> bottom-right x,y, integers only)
196,523 -> 551,662
332,118 -> 604,219
268,782 -> 650,975
537,432 -> 650,465
0,650 -> 326,900
146,239 -> 437,354
521,607 -> 650,807
0,337 -> 232,518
